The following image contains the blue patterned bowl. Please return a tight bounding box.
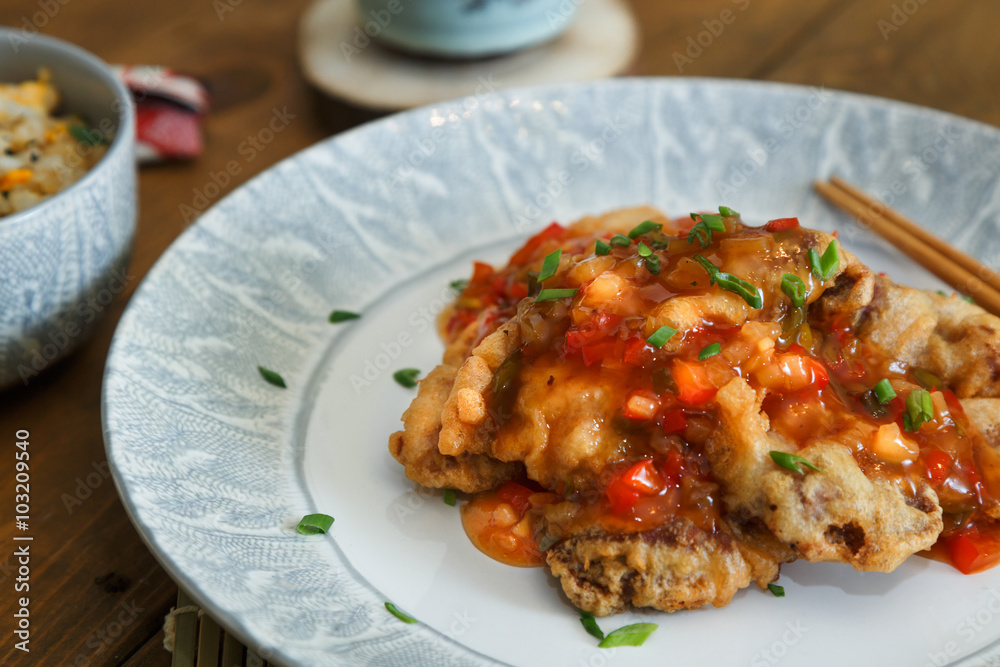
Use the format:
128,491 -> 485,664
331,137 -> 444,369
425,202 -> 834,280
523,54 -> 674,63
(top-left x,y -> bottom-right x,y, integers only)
0,29 -> 137,389
355,0 -> 578,58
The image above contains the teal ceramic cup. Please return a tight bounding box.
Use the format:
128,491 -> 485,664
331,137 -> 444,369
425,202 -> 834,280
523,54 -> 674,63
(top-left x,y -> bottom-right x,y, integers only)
354,0 -> 579,58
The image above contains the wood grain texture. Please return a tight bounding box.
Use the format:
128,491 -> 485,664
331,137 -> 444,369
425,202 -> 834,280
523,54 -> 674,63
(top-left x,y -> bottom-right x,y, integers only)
1,0 -> 999,664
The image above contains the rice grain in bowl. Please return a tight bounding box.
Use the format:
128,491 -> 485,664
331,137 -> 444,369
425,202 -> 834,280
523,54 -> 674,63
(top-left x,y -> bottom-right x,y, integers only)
0,30 -> 137,389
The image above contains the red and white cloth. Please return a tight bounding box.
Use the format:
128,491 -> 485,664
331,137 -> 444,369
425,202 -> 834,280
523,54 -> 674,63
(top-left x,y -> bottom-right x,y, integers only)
113,66 -> 209,164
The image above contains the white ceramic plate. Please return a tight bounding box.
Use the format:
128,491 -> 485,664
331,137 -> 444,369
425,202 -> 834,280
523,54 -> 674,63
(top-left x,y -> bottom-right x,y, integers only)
104,78 -> 1000,666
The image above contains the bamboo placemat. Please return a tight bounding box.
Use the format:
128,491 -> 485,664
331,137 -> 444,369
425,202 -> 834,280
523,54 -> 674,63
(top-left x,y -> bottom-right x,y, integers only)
164,590 -> 271,667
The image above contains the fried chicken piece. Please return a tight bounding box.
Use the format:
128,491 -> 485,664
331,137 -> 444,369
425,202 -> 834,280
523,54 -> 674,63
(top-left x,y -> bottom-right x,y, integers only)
388,315 -> 522,493
815,270 -> 1000,399
546,517 -> 784,617
706,377 -> 942,571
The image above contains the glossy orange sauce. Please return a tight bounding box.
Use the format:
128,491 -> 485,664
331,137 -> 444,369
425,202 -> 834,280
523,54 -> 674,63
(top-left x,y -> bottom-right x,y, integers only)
449,214 -> 1000,573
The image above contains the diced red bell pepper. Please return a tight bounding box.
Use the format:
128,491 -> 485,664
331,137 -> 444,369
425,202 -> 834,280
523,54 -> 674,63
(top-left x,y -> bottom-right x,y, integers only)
471,261 -> 494,284
661,449 -> 685,485
623,390 -> 660,421
672,359 -> 717,406
508,281 -> 529,300
566,313 -> 622,350
765,217 -> 800,232
925,449 -> 952,485
606,460 -> 663,513
658,409 -> 688,434
510,222 -> 566,266
581,341 -> 619,366
496,481 -> 534,516
945,530 -> 1000,574
623,337 -> 654,367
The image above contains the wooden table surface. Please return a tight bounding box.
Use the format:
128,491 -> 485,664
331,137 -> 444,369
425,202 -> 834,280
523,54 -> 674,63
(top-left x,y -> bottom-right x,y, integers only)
2,1 -> 999,664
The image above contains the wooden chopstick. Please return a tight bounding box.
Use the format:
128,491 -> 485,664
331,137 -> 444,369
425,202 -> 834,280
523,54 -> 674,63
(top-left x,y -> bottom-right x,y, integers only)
814,178 -> 1000,318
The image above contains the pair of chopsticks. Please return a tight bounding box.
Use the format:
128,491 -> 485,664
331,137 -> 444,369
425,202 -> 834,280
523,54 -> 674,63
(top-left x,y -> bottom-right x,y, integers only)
814,176 -> 1000,318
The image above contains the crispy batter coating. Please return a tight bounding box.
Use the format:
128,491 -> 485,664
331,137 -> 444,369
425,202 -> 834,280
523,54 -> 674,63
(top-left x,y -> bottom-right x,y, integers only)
545,518 -> 781,617
388,316 -> 522,493
706,377 -> 942,571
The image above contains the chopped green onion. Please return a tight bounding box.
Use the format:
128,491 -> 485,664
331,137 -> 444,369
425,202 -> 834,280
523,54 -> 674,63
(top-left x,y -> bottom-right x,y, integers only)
652,368 -> 676,395
699,342 -> 721,360
578,610 -> 605,641
609,234 -> 631,247
637,242 -> 652,257
598,622 -> 658,648
963,295 -> 975,304
628,220 -> 663,239
687,214 -> 727,249
781,274 -> 806,308
595,239 -> 611,256
809,240 -> 840,281
700,214 -> 726,231
491,350 -> 522,424
449,279 -> 469,293
873,379 -> 896,404
329,309 -> 361,323
719,206 -> 740,217
769,450 -> 825,474
645,254 -> 661,275
385,602 -> 418,624
903,389 -> 934,432
70,125 -> 107,146
768,584 -> 785,597
646,325 -> 677,348
258,366 -> 286,388
535,288 -> 579,302
693,255 -> 763,309
912,368 -> 943,391
937,290 -> 949,297
296,513 -> 334,535
443,489 -> 456,506
526,271 -> 540,297
393,368 -> 421,388
539,249 -> 562,282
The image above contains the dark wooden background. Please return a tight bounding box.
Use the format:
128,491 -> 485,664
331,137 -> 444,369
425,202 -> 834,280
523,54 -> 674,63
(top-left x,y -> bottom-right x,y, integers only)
1,0 -> 998,664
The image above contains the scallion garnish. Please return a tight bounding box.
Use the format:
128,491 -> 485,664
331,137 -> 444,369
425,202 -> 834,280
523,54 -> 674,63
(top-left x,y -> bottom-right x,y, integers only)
329,309 -> 361,323
598,622 -> 659,649
781,274 -> 806,308
628,220 -> 662,239
578,610 -> 605,641
258,366 -> 287,388
699,342 -> 721,360
385,602 -> 418,624
809,240 -> 840,281
637,242 -> 652,257
903,389 -> 934,432
962,295 -> 975,303
718,205 -> 740,217
873,379 -> 896,404
70,125 -> 108,147
296,513 -> 334,535
449,279 -> 469,293
687,213 -> 727,248
768,584 -> 785,597
539,249 -> 562,282
443,489 -> 456,506
769,450 -> 825,474
535,288 -> 579,302
609,234 -> 631,247
393,368 -> 421,388
646,325 -> 677,348
693,255 -> 763,309
937,290 -> 949,297
644,254 -> 661,275
595,239 -> 611,256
